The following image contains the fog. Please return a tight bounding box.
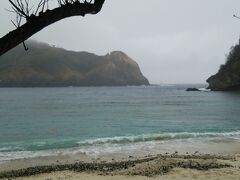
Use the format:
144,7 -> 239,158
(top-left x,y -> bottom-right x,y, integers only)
1,0 -> 240,84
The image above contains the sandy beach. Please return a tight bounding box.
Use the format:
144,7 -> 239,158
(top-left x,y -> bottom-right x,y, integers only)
0,153 -> 240,180
13,169 -> 240,180
1,131 -> 240,180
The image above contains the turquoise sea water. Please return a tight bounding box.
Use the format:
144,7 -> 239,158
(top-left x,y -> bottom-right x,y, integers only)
0,85 -> 240,161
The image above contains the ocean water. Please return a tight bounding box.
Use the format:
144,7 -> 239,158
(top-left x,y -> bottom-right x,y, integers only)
0,85 -> 240,162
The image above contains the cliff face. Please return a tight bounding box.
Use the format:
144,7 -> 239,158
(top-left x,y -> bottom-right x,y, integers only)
0,41 -> 149,87
207,40 -> 240,91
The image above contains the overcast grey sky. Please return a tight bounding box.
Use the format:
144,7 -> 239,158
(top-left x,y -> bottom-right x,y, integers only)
1,0 -> 240,84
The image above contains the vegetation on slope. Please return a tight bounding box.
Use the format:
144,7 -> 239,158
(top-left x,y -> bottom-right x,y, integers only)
207,39 -> 240,91
0,41 -> 149,87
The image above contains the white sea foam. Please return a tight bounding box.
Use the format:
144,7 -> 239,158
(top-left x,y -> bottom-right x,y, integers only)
0,150 -> 57,163
198,88 -> 211,92
0,131 -> 240,163
77,131 -> 240,146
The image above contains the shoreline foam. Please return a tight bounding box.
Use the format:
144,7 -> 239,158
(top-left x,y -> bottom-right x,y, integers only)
1,132 -> 240,179
1,131 -> 240,163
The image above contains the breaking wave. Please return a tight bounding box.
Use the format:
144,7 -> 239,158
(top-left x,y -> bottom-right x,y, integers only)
77,131 -> 240,146
0,131 -> 240,162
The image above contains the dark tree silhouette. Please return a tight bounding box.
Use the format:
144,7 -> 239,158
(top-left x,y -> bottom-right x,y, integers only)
233,14 -> 240,20
0,0 -> 105,56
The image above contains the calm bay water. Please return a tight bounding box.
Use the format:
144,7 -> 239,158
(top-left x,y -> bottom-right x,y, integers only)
0,85 -> 240,161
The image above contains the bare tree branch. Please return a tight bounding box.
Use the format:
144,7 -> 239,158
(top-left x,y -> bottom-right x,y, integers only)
233,14 -> 240,20
8,0 -> 28,18
0,0 -> 105,56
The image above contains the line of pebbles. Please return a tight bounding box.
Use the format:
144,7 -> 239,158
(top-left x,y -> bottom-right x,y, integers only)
0,154 -> 234,179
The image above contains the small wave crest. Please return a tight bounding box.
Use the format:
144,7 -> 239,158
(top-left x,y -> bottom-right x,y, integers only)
0,131 -> 240,162
78,131 -> 240,146
1,131 -> 240,154
198,88 -> 211,92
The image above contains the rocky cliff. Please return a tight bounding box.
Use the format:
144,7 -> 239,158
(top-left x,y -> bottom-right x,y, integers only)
0,41 -> 149,87
207,39 -> 240,91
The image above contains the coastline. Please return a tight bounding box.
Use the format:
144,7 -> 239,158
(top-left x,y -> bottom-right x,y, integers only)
1,136 -> 240,179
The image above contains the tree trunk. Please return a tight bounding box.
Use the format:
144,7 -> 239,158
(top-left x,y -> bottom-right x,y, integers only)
0,0 -> 105,56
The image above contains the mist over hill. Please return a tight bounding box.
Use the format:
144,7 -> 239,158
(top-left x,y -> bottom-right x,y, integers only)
0,41 -> 149,87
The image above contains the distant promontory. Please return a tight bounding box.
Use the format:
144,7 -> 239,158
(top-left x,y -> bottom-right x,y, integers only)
207,39 -> 240,91
0,41 -> 149,87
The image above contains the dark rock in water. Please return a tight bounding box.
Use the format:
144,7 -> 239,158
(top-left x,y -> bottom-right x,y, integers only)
207,38 -> 240,91
186,88 -> 200,92
0,40 -> 149,87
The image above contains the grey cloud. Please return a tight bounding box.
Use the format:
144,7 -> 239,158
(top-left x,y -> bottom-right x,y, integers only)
1,0 -> 240,83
